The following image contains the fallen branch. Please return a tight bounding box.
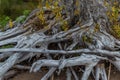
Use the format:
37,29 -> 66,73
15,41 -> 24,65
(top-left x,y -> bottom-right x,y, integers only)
0,48 -> 119,57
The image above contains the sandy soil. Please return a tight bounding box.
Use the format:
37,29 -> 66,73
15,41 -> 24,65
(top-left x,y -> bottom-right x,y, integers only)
10,71 -> 66,80
9,70 -> 120,80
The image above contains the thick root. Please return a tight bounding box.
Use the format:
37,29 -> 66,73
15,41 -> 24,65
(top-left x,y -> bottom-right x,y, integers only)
0,0 -> 120,80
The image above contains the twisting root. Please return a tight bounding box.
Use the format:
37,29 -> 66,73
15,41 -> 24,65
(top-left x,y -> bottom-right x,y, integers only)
0,0 -> 120,80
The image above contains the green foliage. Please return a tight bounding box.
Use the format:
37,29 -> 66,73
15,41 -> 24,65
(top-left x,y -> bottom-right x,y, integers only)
23,10 -> 31,16
0,0 -> 36,20
0,44 -> 14,49
0,16 -> 10,29
0,9 -> 31,30
15,16 -> 26,23
15,10 -> 31,23
0,0 -> 37,30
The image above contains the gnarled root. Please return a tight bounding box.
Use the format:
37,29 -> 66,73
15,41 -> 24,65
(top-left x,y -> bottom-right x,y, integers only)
0,0 -> 120,80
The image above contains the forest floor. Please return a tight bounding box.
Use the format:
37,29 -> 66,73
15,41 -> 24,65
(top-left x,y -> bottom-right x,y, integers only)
10,68 -> 120,80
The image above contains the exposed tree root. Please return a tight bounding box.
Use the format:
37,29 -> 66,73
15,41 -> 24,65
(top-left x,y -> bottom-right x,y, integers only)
0,0 -> 120,80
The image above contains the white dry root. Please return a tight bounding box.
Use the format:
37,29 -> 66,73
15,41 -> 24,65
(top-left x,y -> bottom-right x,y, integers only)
0,0 -> 120,80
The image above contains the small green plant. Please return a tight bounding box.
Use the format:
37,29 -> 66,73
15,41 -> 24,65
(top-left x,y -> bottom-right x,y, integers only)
0,9 -> 31,30
23,10 -> 31,16
0,44 -> 14,49
0,16 -> 10,29
15,10 -> 31,23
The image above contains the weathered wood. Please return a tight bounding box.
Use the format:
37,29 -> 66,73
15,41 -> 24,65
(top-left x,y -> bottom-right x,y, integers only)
81,63 -> 98,80
0,0 -> 120,79
30,54 -> 101,72
0,48 -> 119,57
66,68 -> 72,80
0,53 -> 20,77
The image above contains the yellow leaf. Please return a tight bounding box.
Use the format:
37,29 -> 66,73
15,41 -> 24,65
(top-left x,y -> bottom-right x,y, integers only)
9,20 -> 13,28
112,7 -> 116,12
46,1 -> 50,9
75,0 -> 79,6
54,1 -> 58,6
55,12 -> 62,20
